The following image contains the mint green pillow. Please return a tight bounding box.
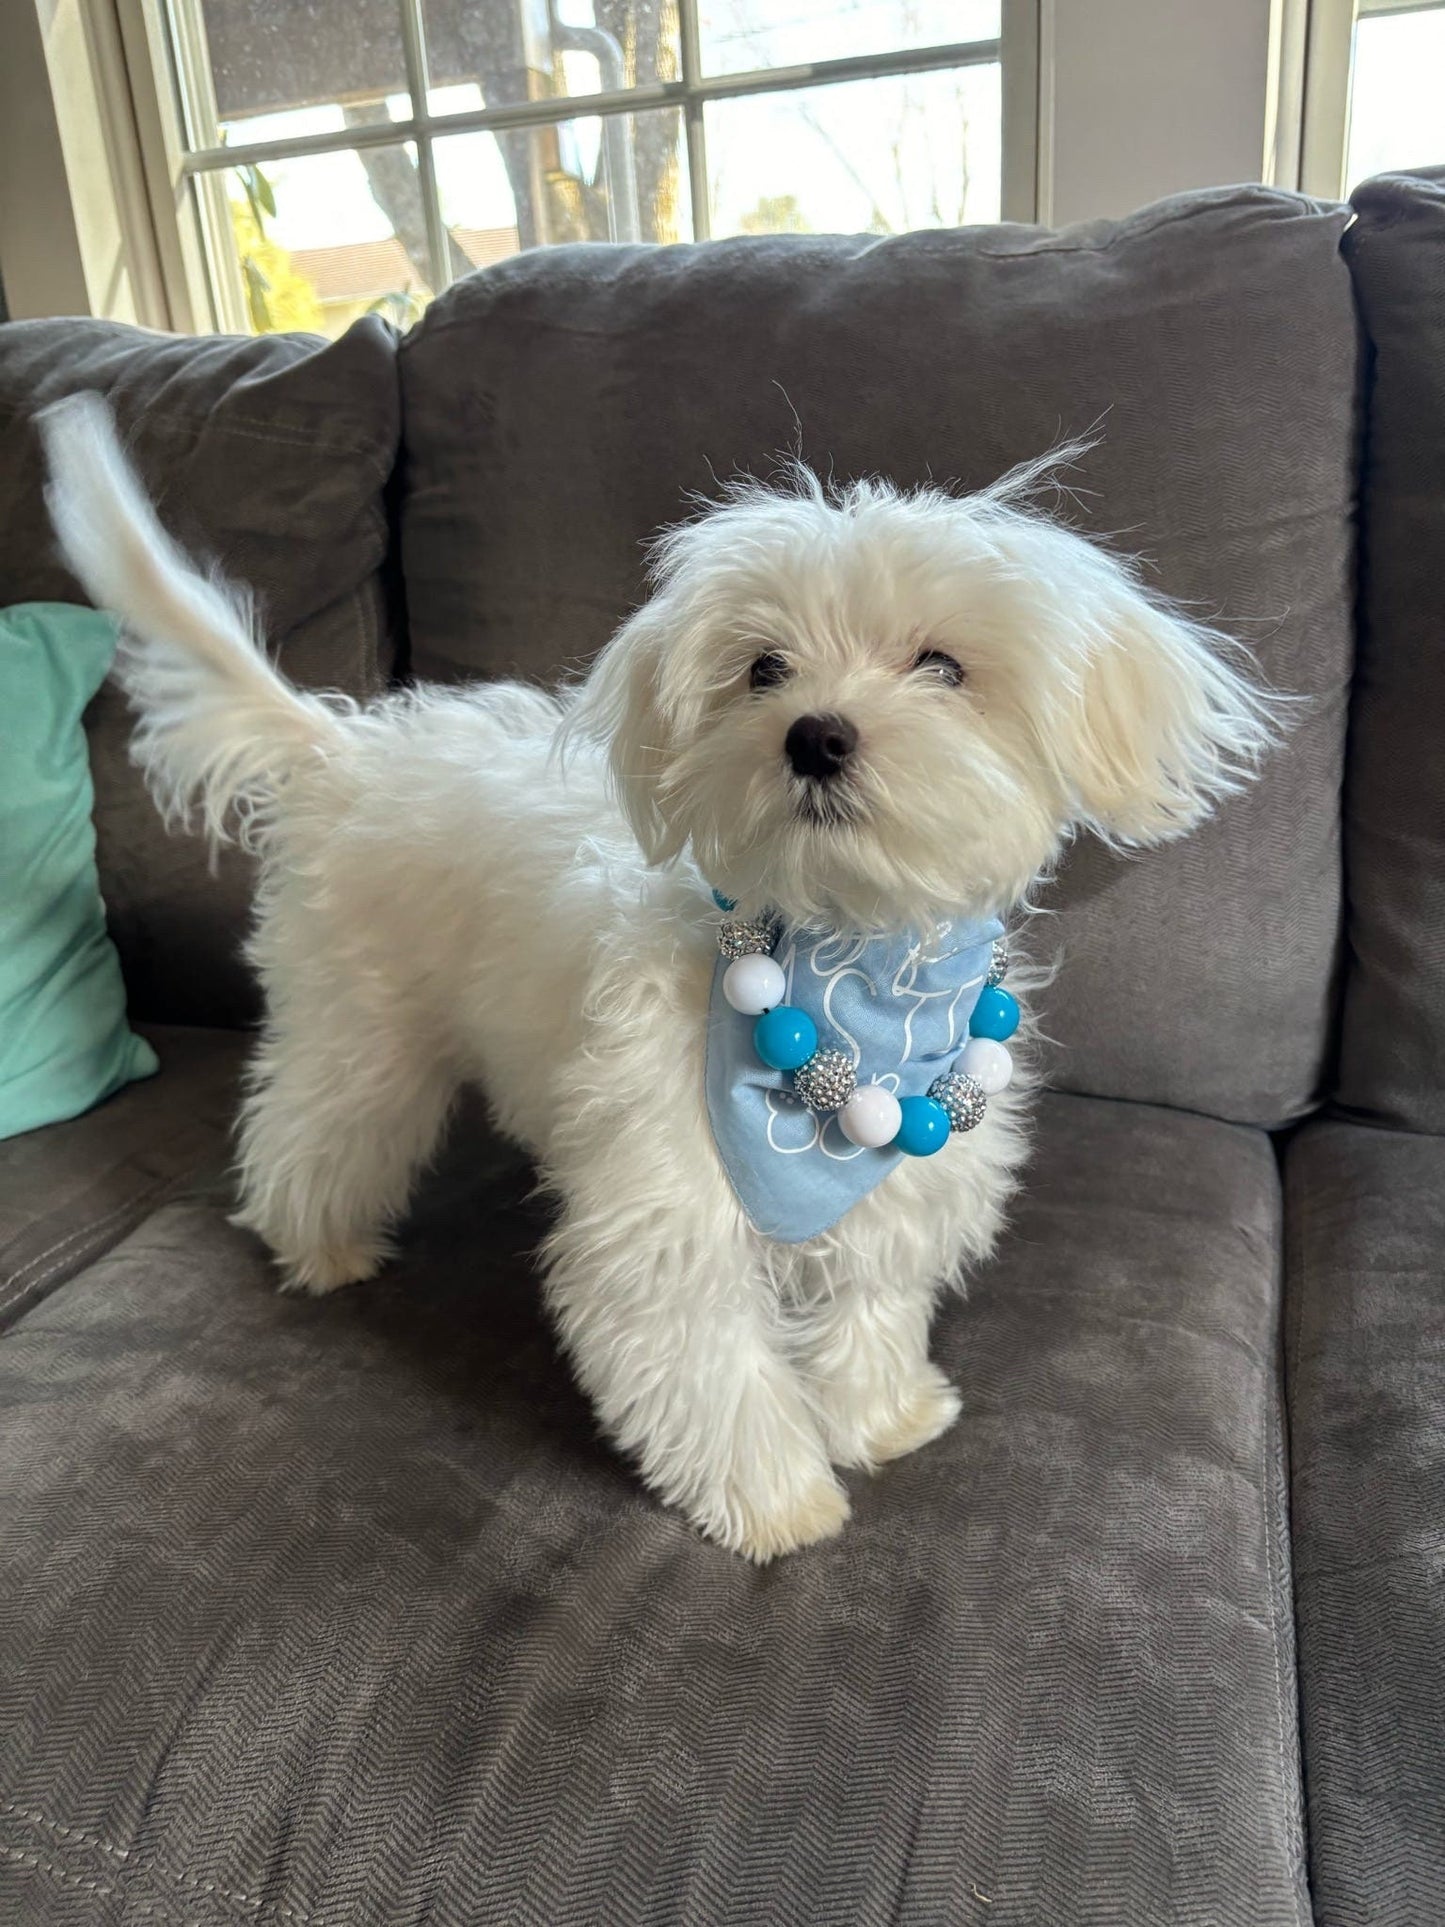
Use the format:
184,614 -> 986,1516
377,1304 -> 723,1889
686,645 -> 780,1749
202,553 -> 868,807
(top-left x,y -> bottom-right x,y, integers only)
1,603 -> 158,1140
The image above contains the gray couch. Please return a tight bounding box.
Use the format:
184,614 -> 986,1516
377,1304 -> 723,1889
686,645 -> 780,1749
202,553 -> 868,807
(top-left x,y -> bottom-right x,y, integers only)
1,170 -> 1441,1926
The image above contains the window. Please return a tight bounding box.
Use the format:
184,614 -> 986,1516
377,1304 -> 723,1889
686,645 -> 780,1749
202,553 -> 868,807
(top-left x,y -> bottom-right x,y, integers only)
145,0 -> 1011,339
25,0 -> 1441,332
1345,0 -> 1445,189
1296,0 -> 1445,199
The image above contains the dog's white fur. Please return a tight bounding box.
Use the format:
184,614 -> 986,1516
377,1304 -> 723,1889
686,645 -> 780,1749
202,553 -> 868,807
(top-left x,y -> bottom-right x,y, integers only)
41,395 -> 1273,1561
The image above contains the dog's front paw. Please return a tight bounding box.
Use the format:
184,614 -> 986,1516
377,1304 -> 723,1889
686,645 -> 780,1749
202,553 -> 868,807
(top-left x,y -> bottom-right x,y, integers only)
230,1207 -> 391,1296
705,1470 -> 851,1564
823,1363 -> 962,1471
275,1240 -> 388,1296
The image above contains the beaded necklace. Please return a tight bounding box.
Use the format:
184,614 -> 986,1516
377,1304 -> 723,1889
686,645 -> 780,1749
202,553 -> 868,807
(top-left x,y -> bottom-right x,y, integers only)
712,890 -> 1018,1158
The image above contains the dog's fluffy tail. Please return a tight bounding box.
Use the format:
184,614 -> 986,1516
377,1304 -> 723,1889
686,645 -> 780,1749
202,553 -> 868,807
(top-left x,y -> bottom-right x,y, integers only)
40,391 -> 353,849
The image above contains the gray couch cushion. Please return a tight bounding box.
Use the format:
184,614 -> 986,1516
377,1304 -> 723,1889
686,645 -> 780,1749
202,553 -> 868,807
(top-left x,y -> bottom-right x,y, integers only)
1336,169 -> 1445,1130
0,1092 -> 1306,1924
399,187 -> 1357,1128
1286,1119 -> 1445,1925
0,1026 -> 244,1331
0,318 -> 401,1027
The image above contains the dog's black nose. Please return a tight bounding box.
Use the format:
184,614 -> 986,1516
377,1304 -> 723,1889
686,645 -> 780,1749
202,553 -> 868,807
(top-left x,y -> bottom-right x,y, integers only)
785,713 -> 858,781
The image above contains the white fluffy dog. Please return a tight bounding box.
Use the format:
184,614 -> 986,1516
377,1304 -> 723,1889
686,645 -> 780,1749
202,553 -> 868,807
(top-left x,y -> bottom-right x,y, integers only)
42,395 -> 1272,1561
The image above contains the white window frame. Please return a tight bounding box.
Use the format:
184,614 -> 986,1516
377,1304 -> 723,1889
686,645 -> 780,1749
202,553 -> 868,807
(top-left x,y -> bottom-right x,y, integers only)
107,0 -> 1036,335
1297,0 -> 1444,200
0,0 -> 172,325
1297,0 -> 1359,199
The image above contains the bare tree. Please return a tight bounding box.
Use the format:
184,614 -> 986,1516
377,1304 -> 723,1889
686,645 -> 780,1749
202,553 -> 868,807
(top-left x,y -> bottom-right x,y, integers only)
342,103 -> 472,285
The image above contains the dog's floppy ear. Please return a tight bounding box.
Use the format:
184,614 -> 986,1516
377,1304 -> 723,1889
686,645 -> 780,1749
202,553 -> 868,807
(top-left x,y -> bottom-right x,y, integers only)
564,504 -> 733,866
564,602 -> 681,864
1042,543 -> 1279,846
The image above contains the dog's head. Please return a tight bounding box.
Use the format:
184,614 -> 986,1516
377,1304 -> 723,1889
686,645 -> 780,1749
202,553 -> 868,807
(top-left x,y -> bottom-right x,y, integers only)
569,461 -> 1276,931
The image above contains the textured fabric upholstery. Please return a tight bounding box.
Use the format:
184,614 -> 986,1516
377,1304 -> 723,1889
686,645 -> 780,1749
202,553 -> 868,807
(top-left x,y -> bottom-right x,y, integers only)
399,187 -> 1358,1128
0,1026 -> 244,1329
1286,1119 -> 1445,1926
18,172 -> 1445,1926
0,318 -> 402,1026
0,1090 -> 1305,1925
1336,168 -> 1445,1129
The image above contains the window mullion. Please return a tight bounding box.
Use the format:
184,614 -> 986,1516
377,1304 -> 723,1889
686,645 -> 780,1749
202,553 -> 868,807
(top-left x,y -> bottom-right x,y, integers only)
180,39 -> 1003,175
166,0 -> 248,329
397,0 -> 452,295
679,0 -> 710,240
1299,0 -> 1357,197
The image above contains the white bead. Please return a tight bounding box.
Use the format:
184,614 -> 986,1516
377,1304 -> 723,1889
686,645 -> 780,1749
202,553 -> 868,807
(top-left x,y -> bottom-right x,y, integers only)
838,1084 -> 903,1148
959,1036 -> 1013,1096
723,954 -> 786,1015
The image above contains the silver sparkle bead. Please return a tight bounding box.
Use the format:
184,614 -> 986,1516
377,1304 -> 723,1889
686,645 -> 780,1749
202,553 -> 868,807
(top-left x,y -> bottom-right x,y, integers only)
986,937 -> 1009,987
718,915 -> 777,960
794,1049 -> 858,1113
928,1070 -> 988,1133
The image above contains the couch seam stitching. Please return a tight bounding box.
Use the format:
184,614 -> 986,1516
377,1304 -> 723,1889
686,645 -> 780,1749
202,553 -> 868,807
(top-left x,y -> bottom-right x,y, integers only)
1266,1194 -> 1311,1927
1,1804 -> 315,1926
0,1839 -> 212,1926
1261,1362 -> 1306,1927
0,1076 -> 234,1309
0,1175 -> 182,1321
0,1841 -> 119,1905
1289,1148 -> 1311,1372
1283,1139 -> 1321,1923
0,397 -> 394,480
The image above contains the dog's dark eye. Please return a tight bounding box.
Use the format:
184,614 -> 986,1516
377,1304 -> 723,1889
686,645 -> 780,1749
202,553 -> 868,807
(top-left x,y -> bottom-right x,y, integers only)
911,648 -> 966,688
748,651 -> 792,691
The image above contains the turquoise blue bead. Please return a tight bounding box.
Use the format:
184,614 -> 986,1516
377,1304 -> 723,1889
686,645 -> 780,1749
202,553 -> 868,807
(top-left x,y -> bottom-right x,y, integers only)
712,889 -> 737,912
969,985 -> 1020,1042
894,1095 -> 951,1157
754,1005 -> 818,1071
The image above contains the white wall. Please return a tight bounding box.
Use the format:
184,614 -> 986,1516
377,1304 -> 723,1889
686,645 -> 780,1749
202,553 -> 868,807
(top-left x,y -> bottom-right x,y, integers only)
1038,0 -> 1279,225
0,0 -> 92,319
0,0 -> 167,323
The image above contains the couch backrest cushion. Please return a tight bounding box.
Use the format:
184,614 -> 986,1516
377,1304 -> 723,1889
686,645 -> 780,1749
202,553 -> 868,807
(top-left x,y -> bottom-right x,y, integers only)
0,317 -> 400,1026
399,189 -> 1357,1127
1336,169 -> 1445,1131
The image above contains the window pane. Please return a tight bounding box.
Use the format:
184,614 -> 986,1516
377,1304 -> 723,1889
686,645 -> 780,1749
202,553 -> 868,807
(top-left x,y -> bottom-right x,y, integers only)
194,0 -> 409,142
190,1 -> 683,149
195,0 -> 418,175
1346,5 -> 1445,190
707,64 -> 1000,238
434,107 -> 689,252
422,0 -> 680,112
698,0 -> 999,78
209,149 -> 432,339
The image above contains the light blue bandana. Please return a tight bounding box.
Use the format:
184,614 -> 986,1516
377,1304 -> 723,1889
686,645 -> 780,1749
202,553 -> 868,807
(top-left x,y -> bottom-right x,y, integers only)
706,914 -> 1004,1244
